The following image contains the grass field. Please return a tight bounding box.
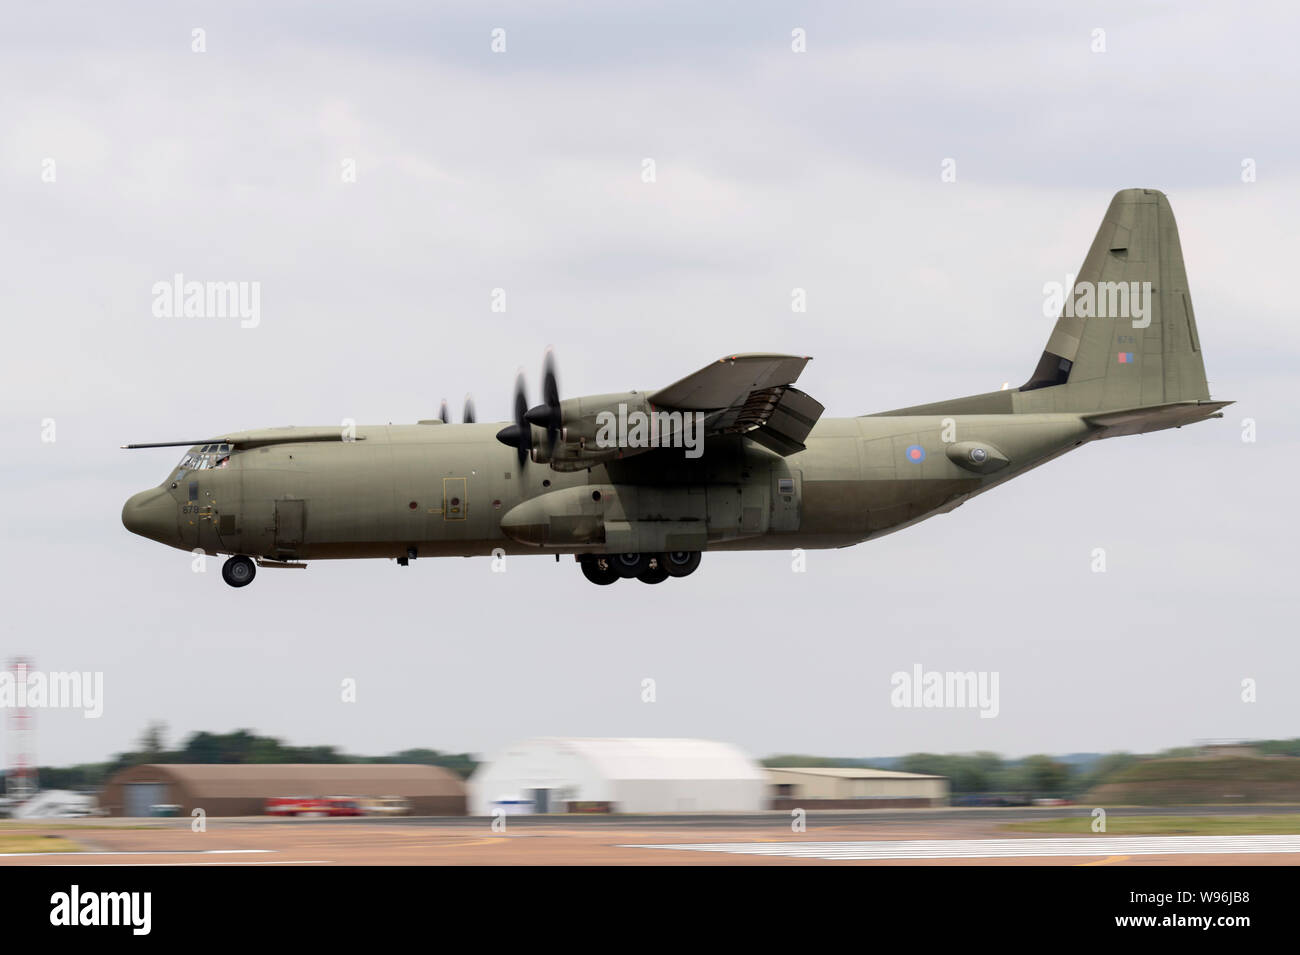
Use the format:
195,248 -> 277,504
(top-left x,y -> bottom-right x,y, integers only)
1003,814 -> 1300,836
0,834 -> 82,854
0,821 -> 159,831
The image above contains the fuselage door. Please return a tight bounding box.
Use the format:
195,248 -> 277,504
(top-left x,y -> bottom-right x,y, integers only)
443,477 -> 467,521
275,499 -> 305,548
771,468 -> 802,533
707,481 -> 770,541
740,481 -> 770,535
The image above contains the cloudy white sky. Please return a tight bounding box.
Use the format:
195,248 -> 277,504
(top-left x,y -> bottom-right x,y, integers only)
1,1 -> 1296,767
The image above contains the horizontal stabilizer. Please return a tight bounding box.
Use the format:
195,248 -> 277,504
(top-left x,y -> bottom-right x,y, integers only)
1082,399 -> 1233,437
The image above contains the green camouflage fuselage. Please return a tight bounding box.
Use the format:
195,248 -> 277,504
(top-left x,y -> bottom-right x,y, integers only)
128,413 -> 1093,560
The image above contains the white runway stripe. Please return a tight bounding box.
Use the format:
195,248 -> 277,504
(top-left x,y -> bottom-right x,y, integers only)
623,835 -> 1300,860
55,860 -> 332,867
0,849 -> 271,858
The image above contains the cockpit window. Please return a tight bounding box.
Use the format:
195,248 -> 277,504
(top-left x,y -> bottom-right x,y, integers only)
176,445 -> 234,472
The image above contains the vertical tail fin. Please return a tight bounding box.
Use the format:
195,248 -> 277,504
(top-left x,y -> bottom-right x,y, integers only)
1020,188 -> 1211,413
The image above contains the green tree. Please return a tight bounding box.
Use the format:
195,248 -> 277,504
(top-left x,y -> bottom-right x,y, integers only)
1018,754 -> 1072,797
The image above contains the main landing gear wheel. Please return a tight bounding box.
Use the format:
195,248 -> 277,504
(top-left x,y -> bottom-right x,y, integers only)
222,555 -> 256,588
663,551 -> 701,578
636,556 -> 670,585
613,553 -> 649,578
580,556 -> 620,585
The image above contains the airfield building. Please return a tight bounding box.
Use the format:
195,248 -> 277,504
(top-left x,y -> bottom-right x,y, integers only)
469,737 -> 767,814
766,766 -> 949,808
99,763 -> 468,817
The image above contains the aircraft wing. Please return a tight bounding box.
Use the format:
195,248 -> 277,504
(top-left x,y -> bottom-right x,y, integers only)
650,354 -> 811,409
649,353 -> 825,455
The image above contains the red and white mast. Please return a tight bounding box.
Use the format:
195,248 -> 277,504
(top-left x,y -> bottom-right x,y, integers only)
5,657 -> 38,799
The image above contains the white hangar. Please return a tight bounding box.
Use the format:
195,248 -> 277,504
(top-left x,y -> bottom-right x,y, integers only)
469,737 -> 767,814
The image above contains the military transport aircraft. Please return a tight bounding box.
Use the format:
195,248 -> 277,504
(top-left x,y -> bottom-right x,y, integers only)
122,189 -> 1230,587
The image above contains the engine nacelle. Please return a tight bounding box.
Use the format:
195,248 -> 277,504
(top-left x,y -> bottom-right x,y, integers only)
533,391 -> 659,470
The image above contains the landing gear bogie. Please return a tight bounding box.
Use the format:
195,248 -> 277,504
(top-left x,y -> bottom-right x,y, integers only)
579,552 -> 699,585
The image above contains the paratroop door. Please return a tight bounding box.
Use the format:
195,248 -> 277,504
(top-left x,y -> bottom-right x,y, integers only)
771,469 -> 802,532
275,499 -> 305,546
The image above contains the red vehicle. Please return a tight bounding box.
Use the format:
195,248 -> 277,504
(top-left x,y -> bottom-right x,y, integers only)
265,796 -> 364,817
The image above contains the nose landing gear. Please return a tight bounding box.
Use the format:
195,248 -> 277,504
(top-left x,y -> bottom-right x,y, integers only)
222,555 -> 256,588
578,552 -> 699,585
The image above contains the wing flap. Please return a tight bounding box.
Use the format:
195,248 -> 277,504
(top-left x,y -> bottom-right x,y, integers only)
715,386 -> 825,455
747,386 -> 825,454
648,354 -> 823,457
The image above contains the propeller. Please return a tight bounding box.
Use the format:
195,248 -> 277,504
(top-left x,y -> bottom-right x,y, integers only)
439,396 -> 476,424
494,372 -> 532,467
524,348 -> 563,453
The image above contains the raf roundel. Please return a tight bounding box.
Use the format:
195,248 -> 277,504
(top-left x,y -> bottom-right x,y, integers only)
905,444 -> 926,463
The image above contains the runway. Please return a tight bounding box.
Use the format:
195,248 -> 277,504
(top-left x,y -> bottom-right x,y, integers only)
2,809 -> 1299,865
623,834 -> 1300,861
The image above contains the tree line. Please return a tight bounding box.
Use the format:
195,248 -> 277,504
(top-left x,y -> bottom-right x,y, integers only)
762,738 -> 1300,800
28,723 -> 478,790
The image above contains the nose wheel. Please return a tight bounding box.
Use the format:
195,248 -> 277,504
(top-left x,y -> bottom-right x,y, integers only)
222,555 -> 257,588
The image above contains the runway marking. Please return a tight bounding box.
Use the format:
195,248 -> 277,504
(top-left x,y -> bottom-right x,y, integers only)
53,860 -> 332,867
402,838 -> 510,849
293,837 -> 507,850
622,835 -> 1300,860
0,849 -> 272,859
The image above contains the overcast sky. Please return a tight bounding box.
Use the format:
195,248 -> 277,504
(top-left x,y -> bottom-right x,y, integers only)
2,1 -> 1296,768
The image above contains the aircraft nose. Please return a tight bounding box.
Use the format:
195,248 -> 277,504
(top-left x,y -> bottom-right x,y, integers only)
121,489 -> 177,544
